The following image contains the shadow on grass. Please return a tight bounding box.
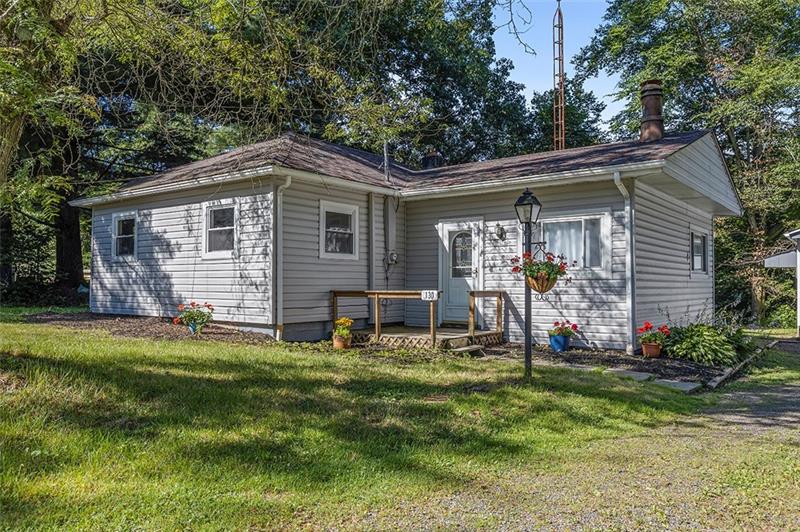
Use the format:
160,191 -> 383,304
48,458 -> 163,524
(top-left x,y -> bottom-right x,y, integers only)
0,334 -> 704,497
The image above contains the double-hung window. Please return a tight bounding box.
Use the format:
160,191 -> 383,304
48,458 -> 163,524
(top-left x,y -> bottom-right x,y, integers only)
320,200 -> 359,260
203,201 -> 236,258
522,213 -> 609,274
691,231 -> 708,273
112,212 -> 137,258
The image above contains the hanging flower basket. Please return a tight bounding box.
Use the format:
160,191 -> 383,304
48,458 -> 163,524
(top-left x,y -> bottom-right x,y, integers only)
510,251 -> 575,294
526,272 -> 558,294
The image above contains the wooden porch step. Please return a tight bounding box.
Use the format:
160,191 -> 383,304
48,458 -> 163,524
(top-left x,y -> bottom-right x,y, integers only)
451,345 -> 484,357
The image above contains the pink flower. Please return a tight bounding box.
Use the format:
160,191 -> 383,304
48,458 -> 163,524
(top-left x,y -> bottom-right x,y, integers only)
553,321 -> 560,326
571,323 -> 578,331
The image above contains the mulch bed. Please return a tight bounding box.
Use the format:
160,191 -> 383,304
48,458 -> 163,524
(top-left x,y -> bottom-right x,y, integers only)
25,312 -> 275,345
482,344 -> 726,384
22,312 -> 728,383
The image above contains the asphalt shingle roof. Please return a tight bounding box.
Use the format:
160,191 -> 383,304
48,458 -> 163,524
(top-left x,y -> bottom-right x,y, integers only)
109,130 -> 710,195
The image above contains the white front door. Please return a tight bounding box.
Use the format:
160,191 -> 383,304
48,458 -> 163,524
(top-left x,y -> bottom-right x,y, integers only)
440,220 -> 481,323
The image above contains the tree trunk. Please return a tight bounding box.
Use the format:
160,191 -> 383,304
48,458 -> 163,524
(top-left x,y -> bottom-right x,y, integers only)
0,116 -> 25,287
0,210 -> 12,286
54,197 -> 84,288
750,278 -> 766,324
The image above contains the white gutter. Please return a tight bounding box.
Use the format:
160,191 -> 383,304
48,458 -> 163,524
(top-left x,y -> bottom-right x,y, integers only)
70,165 -> 398,208
614,171 -> 637,354
402,160 -> 665,201
69,166 -> 276,207
274,175 -> 292,340
72,160 -> 661,208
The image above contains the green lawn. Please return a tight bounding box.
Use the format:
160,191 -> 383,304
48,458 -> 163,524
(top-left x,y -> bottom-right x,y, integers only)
1,309 -> 798,529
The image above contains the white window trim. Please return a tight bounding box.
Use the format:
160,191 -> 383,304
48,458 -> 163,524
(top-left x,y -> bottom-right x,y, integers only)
319,200 -> 359,260
690,229 -> 710,275
202,198 -> 237,260
111,210 -> 138,260
517,210 -> 613,278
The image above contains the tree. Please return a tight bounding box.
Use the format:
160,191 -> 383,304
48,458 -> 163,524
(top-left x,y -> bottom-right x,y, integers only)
528,78 -> 606,152
575,0 -> 800,321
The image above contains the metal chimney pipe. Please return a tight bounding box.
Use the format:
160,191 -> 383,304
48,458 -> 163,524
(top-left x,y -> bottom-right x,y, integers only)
639,79 -> 664,142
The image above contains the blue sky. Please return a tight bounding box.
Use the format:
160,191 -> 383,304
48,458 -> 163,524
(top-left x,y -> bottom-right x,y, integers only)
491,0 -> 623,125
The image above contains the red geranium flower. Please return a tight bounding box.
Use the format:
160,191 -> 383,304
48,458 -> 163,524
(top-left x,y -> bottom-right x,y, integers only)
522,251 -> 532,260
553,321 -> 560,326
571,323 -> 578,331
511,266 -> 522,273
172,316 -> 180,325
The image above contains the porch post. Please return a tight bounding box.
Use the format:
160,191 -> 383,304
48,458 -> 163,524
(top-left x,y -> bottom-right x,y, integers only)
429,300 -> 437,347
374,295 -> 381,340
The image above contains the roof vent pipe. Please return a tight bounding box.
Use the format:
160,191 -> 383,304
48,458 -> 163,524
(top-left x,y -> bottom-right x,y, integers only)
639,79 -> 664,142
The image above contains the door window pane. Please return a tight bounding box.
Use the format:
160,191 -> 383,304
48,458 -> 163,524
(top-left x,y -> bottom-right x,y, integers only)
451,231 -> 472,278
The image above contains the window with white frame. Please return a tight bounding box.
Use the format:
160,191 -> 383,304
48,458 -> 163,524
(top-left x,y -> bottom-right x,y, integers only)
320,200 -> 358,259
691,231 -> 708,273
521,213 -> 609,272
203,201 -> 236,258
112,212 -> 137,258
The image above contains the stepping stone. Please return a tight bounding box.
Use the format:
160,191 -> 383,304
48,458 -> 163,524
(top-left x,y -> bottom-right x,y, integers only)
603,368 -> 654,382
652,379 -> 703,393
559,363 -> 600,372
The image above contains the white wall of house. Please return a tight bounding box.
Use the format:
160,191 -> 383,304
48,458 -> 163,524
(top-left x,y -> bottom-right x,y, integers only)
280,179 -> 405,339
90,179 -> 274,324
634,182 -> 715,328
404,182 -> 630,350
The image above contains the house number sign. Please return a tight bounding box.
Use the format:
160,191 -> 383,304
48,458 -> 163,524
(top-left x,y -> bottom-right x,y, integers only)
421,290 -> 439,301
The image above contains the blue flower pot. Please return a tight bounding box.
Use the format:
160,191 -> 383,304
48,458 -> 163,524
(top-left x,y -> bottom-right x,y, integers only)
549,334 -> 570,353
187,323 -> 197,335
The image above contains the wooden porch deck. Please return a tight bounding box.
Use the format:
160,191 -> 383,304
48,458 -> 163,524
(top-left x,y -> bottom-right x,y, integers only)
352,326 -> 503,350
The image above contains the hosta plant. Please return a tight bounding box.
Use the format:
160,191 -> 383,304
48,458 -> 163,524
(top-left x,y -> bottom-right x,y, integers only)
664,323 -> 740,367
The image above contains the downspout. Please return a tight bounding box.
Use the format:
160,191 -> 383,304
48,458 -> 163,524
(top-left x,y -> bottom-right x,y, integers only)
274,175 -> 292,340
614,171 -> 637,354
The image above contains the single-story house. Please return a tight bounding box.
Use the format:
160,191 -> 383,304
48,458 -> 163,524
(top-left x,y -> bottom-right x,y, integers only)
764,228 -> 800,337
71,81 -> 742,352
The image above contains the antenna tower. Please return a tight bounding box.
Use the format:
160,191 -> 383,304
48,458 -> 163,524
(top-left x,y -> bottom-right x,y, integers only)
553,0 -> 566,151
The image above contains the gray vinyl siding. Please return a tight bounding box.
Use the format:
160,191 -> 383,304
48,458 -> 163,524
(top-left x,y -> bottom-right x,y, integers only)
281,180 -> 405,329
371,195 -> 406,323
90,179 -> 274,324
664,133 -> 741,216
404,182 -> 629,350
634,182 -> 715,327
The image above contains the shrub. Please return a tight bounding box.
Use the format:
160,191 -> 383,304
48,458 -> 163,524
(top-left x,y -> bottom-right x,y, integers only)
766,304 -> 796,329
664,323 -> 739,367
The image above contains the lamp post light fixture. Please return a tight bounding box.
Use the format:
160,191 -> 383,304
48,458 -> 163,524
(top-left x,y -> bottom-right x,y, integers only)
514,188 -> 543,379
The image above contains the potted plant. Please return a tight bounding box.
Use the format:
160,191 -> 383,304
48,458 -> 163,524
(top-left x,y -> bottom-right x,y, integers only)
638,321 -> 670,357
332,317 -> 353,349
173,301 -> 214,335
548,320 -> 579,352
510,252 -> 575,294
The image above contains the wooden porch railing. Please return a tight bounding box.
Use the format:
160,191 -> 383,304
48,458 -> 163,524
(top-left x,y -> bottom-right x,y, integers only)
467,290 -> 505,337
330,290 -> 442,344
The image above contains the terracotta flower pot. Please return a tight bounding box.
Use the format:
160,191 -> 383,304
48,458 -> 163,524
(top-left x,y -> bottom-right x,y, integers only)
526,272 -> 557,294
641,342 -> 662,358
333,335 -> 352,349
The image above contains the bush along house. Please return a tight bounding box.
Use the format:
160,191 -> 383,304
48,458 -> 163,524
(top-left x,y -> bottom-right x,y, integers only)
71,81 -> 742,353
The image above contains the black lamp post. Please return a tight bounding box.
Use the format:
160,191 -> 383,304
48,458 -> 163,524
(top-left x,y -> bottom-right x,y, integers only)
515,188 -> 542,379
